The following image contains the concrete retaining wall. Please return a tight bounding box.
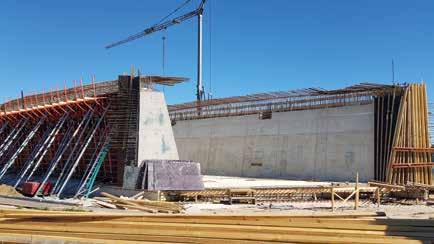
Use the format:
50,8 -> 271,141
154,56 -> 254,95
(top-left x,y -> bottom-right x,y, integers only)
172,104 -> 375,182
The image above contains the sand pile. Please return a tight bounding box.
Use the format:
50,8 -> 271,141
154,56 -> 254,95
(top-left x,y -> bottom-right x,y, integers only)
0,184 -> 23,197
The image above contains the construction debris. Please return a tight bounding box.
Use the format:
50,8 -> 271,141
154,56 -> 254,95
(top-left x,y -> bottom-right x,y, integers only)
0,195 -> 80,210
96,192 -> 183,213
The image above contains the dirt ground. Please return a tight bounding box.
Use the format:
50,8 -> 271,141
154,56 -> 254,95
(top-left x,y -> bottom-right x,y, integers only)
0,184 -> 23,197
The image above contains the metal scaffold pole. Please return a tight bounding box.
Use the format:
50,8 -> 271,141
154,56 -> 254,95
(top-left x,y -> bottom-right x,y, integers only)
35,109 -> 94,196
0,119 -> 28,159
15,113 -> 69,187
75,135 -> 110,198
55,105 -> 110,197
0,122 -> 8,136
0,116 -> 46,180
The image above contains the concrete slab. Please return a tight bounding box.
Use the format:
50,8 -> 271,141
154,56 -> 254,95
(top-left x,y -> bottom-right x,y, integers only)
202,175 -> 331,189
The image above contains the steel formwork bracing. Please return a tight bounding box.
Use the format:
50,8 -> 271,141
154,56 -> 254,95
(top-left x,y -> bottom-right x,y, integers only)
0,80 -> 114,198
0,74 -> 187,198
0,75 -> 430,196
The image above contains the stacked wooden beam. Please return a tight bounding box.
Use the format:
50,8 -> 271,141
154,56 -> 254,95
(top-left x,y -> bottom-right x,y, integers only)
387,84 -> 433,185
0,209 -> 432,243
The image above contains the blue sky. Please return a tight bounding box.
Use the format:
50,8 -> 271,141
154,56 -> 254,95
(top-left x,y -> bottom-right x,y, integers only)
1,0 -> 433,104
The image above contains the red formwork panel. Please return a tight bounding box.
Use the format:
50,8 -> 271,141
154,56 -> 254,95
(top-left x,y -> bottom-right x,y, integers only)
21,182 -> 52,196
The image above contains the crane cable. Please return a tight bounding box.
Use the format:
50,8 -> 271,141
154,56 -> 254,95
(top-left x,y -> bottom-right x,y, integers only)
156,0 -> 192,25
157,0 -> 193,93
208,0 -> 213,99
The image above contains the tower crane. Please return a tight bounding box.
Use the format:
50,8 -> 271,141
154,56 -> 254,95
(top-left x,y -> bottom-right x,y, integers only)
106,0 -> 207,102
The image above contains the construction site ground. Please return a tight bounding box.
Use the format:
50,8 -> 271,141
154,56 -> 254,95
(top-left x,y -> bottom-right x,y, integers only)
0,175 -> 432,219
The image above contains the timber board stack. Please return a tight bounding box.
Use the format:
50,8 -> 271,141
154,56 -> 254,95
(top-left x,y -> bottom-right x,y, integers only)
387,84 -> 433,185
0,209 -> 433,243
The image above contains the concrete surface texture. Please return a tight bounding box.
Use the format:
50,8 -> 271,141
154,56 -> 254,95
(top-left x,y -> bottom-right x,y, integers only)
173,104 -> 375,182
137,89 -> 179,166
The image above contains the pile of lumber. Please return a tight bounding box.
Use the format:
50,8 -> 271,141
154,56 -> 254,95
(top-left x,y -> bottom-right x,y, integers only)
0,209 -> 432,243
387,84 -> 433,185
94,192 -> 183,213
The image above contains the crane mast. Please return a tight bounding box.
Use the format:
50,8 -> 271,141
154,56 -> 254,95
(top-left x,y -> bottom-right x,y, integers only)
106,0 -> 207,102
196,4 -> 204,101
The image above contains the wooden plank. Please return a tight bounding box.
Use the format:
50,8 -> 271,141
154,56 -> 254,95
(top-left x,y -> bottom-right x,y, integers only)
0,229 -> 423,244
422,84 -> 432,184
387,87 -> 407,183
403,93 -> 410,184
355,172 -> 359,210
0,220 -> 431,241
2,214 -> 434,229
0,208 -> 386,218
386,89 -> 397,182
410,85 -> 418,183
383,93 -> 391,182
393,147 -> 434,152
420,84 -> 430,184
391,163 -> 434,169
100,192 -> 155,213
368,181 -> 405,190
331,188 -> 335,212
0,230 -> 286,244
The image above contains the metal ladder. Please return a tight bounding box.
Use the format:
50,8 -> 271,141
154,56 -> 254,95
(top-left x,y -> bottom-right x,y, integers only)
75,136 -> 110,198
75,128 -> 107,193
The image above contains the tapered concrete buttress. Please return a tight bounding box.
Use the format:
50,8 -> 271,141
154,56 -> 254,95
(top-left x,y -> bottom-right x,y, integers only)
137,89 -> 179,166
122,84 -> 180,190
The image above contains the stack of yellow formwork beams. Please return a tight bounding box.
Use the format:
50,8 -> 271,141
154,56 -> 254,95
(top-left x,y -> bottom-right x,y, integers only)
387,84 -> 433,185
0,209 -> 433,243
